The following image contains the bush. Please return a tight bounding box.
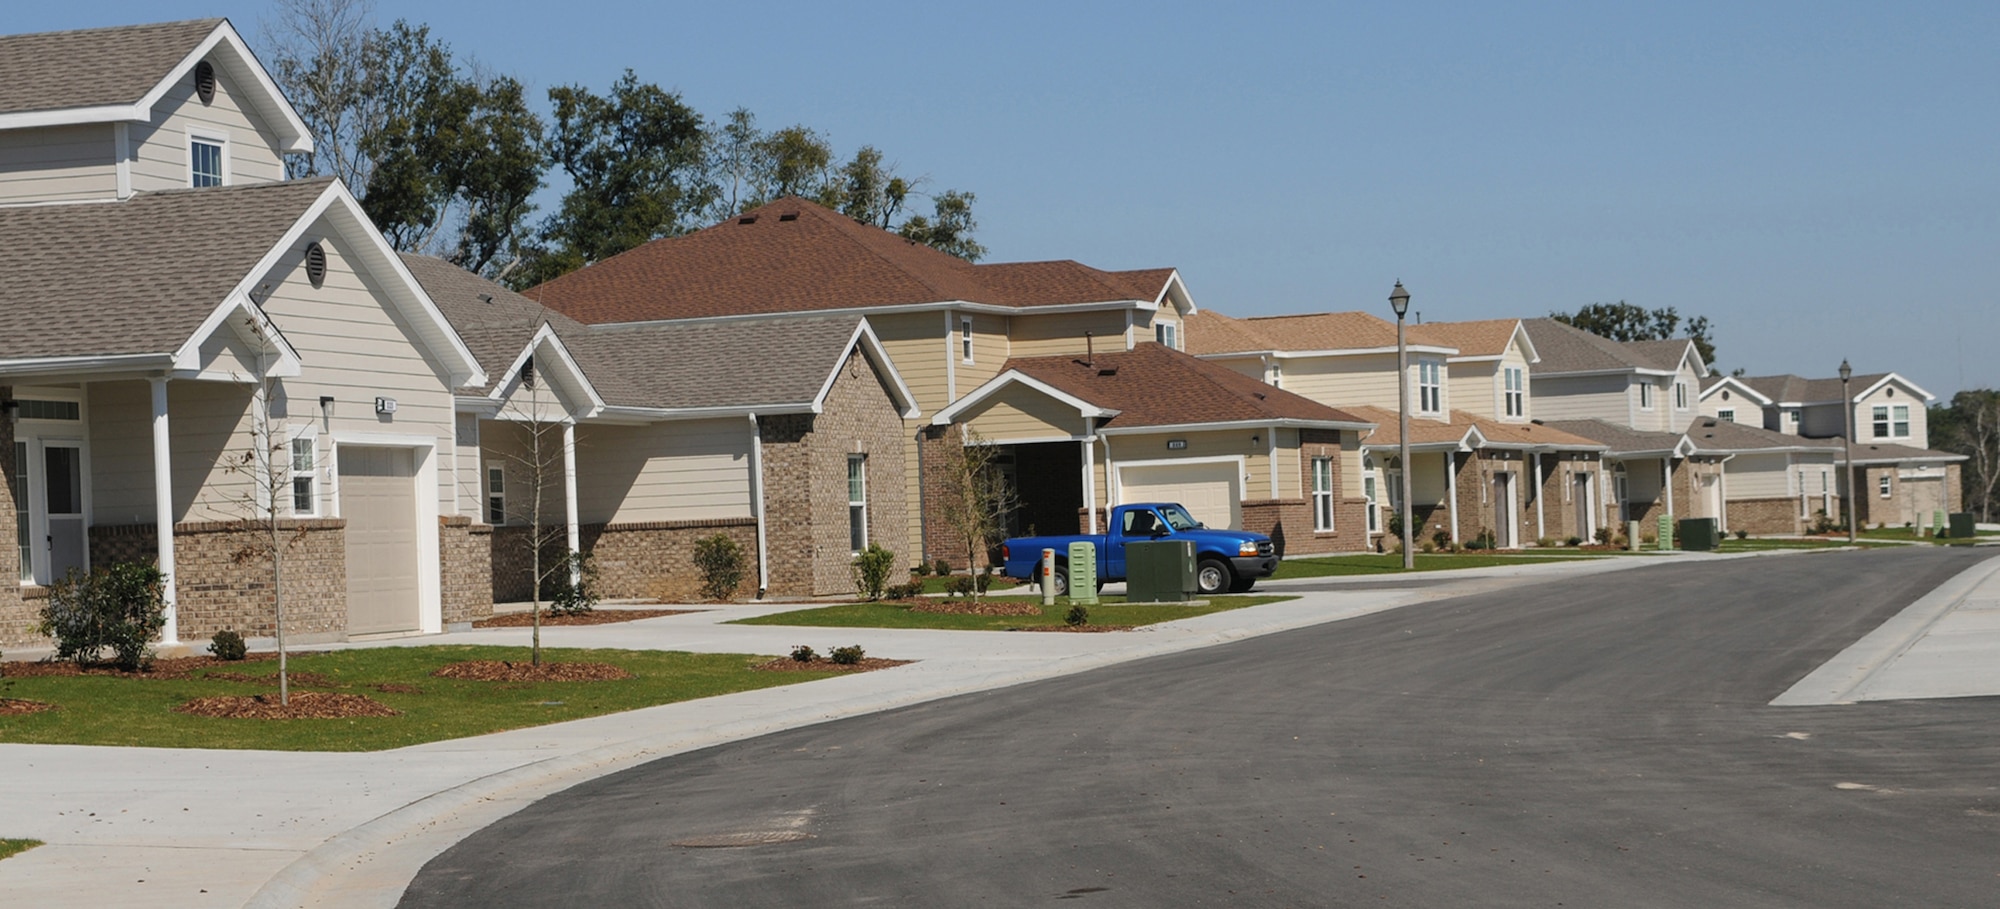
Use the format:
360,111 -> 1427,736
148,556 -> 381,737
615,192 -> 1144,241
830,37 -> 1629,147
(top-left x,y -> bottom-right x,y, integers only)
933,558 -> 951,577
544,551 -> 600,616
790,644 -> 817,662
1431,530 -> 1452,551
1065,605 -> 1089,627
829,644 -> 865,665
1419,540 -> 1437,554
1386,512 -> 1404,542
208,630 -> 247,661
885,581 -> 925,600
1810,509 -> 1839,535
850,543 -> 896,601
1593,527 -> 1612,545
1535,537 -> 1557,548
914,562 -> 933,577
38,563 -> 168,671
944,575 -> 976,597
1564,536 -> 1583,547
1734,529 -> 1749,540
693,534 -> 747,601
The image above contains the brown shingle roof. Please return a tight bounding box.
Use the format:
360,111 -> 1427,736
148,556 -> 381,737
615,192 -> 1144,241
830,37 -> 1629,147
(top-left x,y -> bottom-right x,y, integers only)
1343,406 -> 1603,450
0,19 -> 220,116
1407,319 -> 1523,359
0,178 -> 332,362
1535,419 -> 1686,456
526,196 -> 1177,323
999,343 -> 1368,431
1183,310 -> 1279,356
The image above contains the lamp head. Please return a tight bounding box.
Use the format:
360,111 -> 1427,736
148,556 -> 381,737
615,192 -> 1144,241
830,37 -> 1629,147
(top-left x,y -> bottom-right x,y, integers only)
1388,281 -> 1411,319
1838,359 -> 1852,382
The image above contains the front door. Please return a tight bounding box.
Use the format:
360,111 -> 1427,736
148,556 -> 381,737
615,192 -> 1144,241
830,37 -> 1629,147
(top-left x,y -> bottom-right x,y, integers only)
41,441 -> 87,582
1493,472 -> 1515,548
1574,472 -> 1595,540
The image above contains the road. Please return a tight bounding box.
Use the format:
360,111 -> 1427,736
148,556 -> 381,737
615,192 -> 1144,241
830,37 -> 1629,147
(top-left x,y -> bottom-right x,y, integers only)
401,548 -> 2000,907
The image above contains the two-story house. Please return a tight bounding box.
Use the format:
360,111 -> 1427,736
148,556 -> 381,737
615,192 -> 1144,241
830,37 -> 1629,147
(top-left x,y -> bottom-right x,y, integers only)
0,20 -> 491,649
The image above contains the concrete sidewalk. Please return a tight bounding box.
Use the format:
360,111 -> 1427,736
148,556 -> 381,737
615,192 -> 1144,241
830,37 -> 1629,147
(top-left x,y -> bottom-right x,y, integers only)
1773,550 -> 2000,705
0,549 -> 1976,908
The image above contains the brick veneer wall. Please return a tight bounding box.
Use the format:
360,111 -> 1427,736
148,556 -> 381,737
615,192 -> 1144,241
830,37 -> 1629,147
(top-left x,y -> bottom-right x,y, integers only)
1727,497 -> 1803,535
1448,450 -> 1537,548
585,519 -> 759,602
0,394 -> 31,647
1853,463 -> 1965,529
440,516 -> 492,626
761,350 -> 910,597
1531,452 -> 1602,543
88,519 -> 348,641
1280,428 -> 1370,554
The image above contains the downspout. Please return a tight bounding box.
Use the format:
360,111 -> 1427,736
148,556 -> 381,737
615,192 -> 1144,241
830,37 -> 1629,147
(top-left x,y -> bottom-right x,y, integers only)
748,412 -> 769,598
1446,451 -> 1460,545
1533,450 -> 1546,542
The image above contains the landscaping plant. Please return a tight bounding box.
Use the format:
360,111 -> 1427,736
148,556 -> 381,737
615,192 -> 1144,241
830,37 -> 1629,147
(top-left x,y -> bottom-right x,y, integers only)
209,630 -> 248,661
850,543 -> 896,601
1065,605 -> 1089,627
829,644 -> 865,665
789,644 -> 817,662
694,533 -> 747,601
38,563 -> 168,671
545,550 -> 600,616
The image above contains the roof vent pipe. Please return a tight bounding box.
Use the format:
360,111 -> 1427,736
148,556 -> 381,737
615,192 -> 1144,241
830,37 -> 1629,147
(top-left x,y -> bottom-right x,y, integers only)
1084,331 -> 1094,367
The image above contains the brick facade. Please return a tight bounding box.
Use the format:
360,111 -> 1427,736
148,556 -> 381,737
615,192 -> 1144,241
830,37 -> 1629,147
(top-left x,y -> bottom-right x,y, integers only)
1725,497 -> 1804,535
88,519 -> 349,641
587,519 -> 759,601
0,396 -> 30,647
439,516 -> 493,626
1852,463 -> 1964,529
1531,452 -> 1604,543
1274,428 -> 1370,555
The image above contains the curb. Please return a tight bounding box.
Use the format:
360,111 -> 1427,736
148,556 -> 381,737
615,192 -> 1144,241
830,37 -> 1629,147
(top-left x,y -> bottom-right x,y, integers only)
1769,552 -> 2000,706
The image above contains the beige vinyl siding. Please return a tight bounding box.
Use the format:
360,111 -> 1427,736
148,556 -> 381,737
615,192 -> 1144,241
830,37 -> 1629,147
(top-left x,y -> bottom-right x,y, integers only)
1530,373 -> 1632,424
1723,452 -> 1794,499
1853,384 -> 1928,448
0,124 -> 117,204
1446,361 -> 1500,421
1279,352 -> 1403,412
1205,355 -> 1267,384
869,313 -> 947,414
480,421 -> 568,523
455,412 -> 482,515
574,419 -> 752,524
1009,310 -> 1129,358
1139,307 -> 1184,351
89,378 -> 258,524
1105,430 -> 1267,504
1621,457 -> 1666,507
129,63 -> 287,192
1408,451 -> 1449,505
1340,433 -> 1365,499
959,385 -> 1082,442
955,312 -> 1009,396
257,228 -> 460,513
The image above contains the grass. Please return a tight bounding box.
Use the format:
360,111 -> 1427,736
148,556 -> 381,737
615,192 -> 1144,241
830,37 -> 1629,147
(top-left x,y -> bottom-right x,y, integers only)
906,574 -> 1028,595
1270,551 -> 1606,579
0,645 -> 856,752
0,839 -> 40,862
731,594 -> 1291,631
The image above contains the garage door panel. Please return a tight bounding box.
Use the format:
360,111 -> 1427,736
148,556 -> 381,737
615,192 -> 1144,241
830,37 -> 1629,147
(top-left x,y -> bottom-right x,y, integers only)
1120,462 -> 1242,530
340,446 -> 420,635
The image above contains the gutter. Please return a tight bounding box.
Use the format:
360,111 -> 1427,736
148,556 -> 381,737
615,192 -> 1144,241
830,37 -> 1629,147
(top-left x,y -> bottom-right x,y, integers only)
748,413 -> 769,599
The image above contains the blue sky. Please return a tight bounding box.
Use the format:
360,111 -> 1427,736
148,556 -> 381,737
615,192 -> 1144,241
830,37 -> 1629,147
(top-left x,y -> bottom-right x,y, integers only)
22,2 -> 2000,397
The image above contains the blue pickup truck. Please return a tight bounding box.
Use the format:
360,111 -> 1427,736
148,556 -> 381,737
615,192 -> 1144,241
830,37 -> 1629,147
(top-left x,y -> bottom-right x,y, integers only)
998,502 -> 1279,596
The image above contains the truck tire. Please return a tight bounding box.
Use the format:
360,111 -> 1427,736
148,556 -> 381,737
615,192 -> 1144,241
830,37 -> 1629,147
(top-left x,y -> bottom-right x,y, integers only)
1228,576 -> 1256,593
1196,558 -> 1231,596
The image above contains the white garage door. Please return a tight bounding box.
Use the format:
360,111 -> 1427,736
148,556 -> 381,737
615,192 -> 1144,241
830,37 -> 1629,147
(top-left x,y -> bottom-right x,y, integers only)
340,446 -> 420,635
1120,462 -> 1242,530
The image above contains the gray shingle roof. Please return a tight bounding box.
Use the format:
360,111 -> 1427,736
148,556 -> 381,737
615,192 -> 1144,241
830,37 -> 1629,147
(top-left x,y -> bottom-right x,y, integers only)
0,19 -> 221,115
1845,441 -> 1966,464
1535,419 -> 1686,456
1730,373 -> 1891,404
1683,417 -> 1842,454
1521,319 -> 1696,376
0,178 -> 333,362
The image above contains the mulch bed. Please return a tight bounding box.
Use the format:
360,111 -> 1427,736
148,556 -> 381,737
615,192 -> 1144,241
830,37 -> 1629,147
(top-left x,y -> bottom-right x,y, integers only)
202,670 -> 341,688
472,609 -> 700,628
0,653 -> 278,680
174,691 -> 400,720
1015,624 -> 1134,633
431,660 -> 633,682
908,599 -> 1042,616
753,657 -> 913,673
0,698 -> 56,716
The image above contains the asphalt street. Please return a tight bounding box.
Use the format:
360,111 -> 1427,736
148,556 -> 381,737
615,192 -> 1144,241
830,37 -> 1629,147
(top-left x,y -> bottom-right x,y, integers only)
400,547 -> 2000,908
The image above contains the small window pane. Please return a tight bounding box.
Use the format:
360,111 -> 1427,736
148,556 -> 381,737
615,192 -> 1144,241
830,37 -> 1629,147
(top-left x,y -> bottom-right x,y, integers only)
292,477 -> 314,514
191,140 -> 224,187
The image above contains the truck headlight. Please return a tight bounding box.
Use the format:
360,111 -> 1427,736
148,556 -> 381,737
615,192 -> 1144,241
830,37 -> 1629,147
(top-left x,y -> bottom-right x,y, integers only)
1238,541 -> 1259,557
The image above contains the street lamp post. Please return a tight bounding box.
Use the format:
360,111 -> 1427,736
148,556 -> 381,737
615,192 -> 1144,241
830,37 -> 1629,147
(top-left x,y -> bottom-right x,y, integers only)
1391,282 -> 1414,570
1840,359 -> 1857,544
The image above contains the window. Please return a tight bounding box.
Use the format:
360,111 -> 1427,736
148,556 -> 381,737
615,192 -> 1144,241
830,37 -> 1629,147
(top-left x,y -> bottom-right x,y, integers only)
289,432 -> 317,516
1269,361 -> 1283,389
1674,381 -> 1689,410
15,400 -> 79,421
1311,457 -> 1335,532
1503,367 -> 1525,418
1417,359 -> 1442,414
1639,382 -> 1655,410
190,135 -> 226,187
1879,475 -> 1893,498
1364,472 -> 1379,534
847,455 -> 868,552
960,317 -> 974,364
1717,408 -> 1735,423
1155,321 -> 1178,350
486,465 -> 505,525
1873,404 -> 1910,439
1787,408 -> 1801,424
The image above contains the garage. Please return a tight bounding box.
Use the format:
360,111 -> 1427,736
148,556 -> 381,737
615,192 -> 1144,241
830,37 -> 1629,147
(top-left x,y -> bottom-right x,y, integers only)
1119,460 -> 1242,530
340,445 -> 421,635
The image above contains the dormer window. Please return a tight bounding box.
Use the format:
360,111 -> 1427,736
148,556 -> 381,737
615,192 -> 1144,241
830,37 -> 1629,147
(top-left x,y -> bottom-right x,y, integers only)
188,129 -> 228,187
1417,359 -> 1442,415
1503,366 -> 1525,418
1155,321 -> 1177,350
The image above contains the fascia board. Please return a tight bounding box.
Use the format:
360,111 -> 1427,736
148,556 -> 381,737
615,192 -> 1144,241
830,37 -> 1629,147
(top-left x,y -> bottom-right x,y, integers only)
1269,345 -> 1458,359
1098,417 -> 1372,436
0,353 -> 174,378
174,290 -> 303,377
486,325 -> 603,420
1358,439 -> 1465,453
0,103 -> 149,130
1699,376 -> 1772,405
598,403 -> 814,422
931,369 -> 1117,426
134,22 -> 315,153
1159,269 -> 1196,315
1510,322 -> 1540,364
1855,373 -> 1935,404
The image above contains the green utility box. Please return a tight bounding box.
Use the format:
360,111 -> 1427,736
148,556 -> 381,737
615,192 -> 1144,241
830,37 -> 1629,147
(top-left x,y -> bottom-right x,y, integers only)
1657,514 -> 1675,551
1678,517 -> 1720,552
1949,512 -> 1977,539
1066,541 -> 1099,605
1125,540 -> 1196,603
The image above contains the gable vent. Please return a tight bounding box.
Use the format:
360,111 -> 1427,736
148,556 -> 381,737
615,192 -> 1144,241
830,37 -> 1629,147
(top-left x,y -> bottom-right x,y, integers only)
778,212 -> 800,222
304,242 -> 327,289
738,215 -> 758,224
194,60 -> 216,104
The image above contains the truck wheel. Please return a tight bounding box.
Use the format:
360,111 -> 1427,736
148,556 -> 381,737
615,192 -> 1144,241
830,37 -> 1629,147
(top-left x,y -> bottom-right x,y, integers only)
1228,577 -> 1256,593
1196,558 -> 1231,596
1041,562 -> 1070,598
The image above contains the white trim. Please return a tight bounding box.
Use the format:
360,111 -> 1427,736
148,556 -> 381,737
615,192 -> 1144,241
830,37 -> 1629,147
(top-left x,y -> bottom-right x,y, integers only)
1853,373 -> 1936,405
1198,343 -> 1459,361
149,377 -> 178,642
595,297 -> 1158,332
176,292 -> 302,378
1267,423 -> 1280,499
1082,418 -> 1098,535
562,422 -> 580,578
930,369 -> 1120,425
486,324 -> 605,420
811,320 -> 921,419
329,432 -> 442,634
960,315 -> 975,365
1445,452 -> 1460,544
286,422 -> 321,518
1698,375 -> 1772,406
1100,417 -> 1374,435
748,413 -> 768,597
114,122 -> 132,199
185,125 -> 230,188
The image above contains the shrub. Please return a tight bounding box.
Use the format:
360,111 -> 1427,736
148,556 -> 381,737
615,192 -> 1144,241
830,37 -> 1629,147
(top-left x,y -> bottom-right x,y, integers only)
829,644 -> 865,665
945,575 -> 976,597
545,551 -> 600,616
1535,537 -> 1557,548
1431,530 -> 1452,551
914,562 -> 933,577
1593,527 -> 1612,545
693,534 -> 747,601
1564,536 -> 1583,547
208,630 -> 247,661
885,581 -> 925,600
1810,509 -> 1839,535
1387,512 -> 1404,542
850,543 -> 896,601
975,573 -> 993,593
790,644 -> 817,662
1734,529 -> 1749,540
1065,605 -> 1089,627
1419,540 -> 1437,554
38,563 -> 168,671
933,558 -> 951,577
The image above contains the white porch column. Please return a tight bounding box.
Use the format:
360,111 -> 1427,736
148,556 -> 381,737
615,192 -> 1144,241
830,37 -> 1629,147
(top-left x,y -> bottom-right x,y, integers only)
1082,418 -> 1098,535
1446,452 -> 1460,544
149,377 -> 178,644
747,413 -> 768,598
562,420 -> 580,582
1533,451 -> 1546,541
1267,424 -> 1280,500
1662,458 -> 1674,518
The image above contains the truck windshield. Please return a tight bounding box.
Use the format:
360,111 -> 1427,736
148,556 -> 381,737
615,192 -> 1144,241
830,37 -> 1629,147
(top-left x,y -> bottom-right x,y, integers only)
1158,505 -> 1200,530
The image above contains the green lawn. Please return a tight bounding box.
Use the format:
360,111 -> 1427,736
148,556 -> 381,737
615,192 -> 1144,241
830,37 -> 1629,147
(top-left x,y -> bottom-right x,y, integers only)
1270,551 -> 1607,578
731,595 -> 1290,631
0,839 -> 39,862
0,645 -> 855,752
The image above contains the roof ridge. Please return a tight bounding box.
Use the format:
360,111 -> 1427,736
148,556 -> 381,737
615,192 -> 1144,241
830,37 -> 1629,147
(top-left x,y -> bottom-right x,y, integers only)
0,17 -> 222,40
782,198 -> 979,304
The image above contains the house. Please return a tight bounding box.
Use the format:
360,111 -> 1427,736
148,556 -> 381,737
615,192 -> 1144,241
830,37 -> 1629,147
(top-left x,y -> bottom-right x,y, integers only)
1186,310 -> 1604,548
1701,372 -> 1964,528
406,256 -> 920,599
1679,417 -> 1844,534
926,343 -> 1373,560
0,20 -> 488,649
526,196 -> 1199,567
